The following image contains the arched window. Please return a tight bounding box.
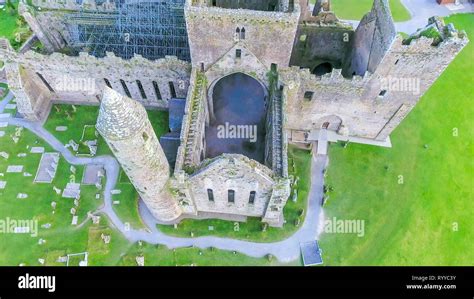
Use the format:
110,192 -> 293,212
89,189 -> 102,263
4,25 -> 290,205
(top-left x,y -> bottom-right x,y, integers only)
236,27 -> 241,34
240,27 -> 246,40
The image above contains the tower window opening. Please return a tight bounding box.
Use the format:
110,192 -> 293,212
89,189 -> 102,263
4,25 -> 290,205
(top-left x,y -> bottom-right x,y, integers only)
236,49 -> 242,58
240,27 -> 246,40
104,78 -> 112,88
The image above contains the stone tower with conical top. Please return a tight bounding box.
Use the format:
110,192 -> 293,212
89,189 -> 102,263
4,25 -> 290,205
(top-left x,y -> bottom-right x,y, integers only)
96,87 -> 182,222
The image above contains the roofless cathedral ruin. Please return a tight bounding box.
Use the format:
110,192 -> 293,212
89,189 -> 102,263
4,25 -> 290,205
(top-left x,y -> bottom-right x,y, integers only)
0,0 -> 467,226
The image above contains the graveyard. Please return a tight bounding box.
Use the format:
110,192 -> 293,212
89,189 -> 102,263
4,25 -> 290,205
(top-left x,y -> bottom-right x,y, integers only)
0,98 -> 298,265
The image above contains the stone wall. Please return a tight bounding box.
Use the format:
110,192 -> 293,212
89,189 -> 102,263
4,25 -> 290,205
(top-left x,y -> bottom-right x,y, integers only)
31,0 -> 117,11
176,70 -> 208,172
281,22 -> 468,141
187,154 -> 276,218
345,0 -> 396,76
4,62 -> 53,122
185,0 -> 300,69
290,23 -> 353,71
0,48 -> 191,121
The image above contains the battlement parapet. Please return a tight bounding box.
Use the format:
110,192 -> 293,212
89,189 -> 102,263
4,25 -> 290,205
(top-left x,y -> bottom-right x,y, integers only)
185,0 -> 300,25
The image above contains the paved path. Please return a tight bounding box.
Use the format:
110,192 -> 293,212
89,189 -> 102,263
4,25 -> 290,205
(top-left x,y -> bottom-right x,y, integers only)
0,99 -> 328,262
342,0 -> 473,34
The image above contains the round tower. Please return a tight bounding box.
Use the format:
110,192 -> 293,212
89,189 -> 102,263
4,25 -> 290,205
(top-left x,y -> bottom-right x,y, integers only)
96,87 -> 182,222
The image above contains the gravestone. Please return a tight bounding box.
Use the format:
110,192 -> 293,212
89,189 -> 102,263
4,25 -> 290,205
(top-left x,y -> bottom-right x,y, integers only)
55,126 -> 68,132
30,147 -> 45,154
16,193 -> 28,199
0,152 -> 9,159
0,122 -> 7,128
0,181 -> 6,189
7,165 -> 23,173
71,216 -> 78,225
0,131 -> 5,137
35,153 -> 60,183
62,183 -> 81,198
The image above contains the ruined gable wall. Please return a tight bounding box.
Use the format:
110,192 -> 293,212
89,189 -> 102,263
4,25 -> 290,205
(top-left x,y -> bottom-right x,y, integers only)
185,2 -> 300,69
187,154 -> 276,218
345,0 -> 396,76
4,63 -> 53,122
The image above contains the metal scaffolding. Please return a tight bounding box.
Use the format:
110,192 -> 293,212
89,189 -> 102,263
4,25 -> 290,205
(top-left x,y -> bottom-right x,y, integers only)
65,0 -> 190,61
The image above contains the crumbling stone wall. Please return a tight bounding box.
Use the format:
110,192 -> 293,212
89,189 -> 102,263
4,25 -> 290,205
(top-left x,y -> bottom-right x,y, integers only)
4,62 -> 53,122
290,24 -> 353,71
185,0 -> 300,70
1,48 -> 191,121
282,21 -> 468,141
31,0 -> 117,11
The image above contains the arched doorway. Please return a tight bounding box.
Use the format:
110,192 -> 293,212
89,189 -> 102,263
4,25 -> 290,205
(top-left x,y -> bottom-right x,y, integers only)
205,73 -> 267,163
313,62 -> 333,76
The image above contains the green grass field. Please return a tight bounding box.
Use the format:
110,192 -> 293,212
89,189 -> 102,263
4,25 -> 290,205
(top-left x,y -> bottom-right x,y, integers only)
311,0 -> 411,22
319,14 -> 474,266
0,1 -> 32,49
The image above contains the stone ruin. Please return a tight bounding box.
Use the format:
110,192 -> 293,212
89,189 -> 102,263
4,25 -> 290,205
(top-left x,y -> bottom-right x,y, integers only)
0,0 -> 468,227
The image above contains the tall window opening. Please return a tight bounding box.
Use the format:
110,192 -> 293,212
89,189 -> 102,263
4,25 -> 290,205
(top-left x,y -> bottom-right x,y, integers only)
228,190 -> 235,203
249,191 -> 256,204
207,189 -> 214,202
136,80 -> 147,99
152,81 -> 162,101
36,72 -> 55,93
120,79 -> 132,98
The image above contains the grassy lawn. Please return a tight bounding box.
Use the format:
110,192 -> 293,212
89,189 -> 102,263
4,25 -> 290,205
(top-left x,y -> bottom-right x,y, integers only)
0,0 -> 32,49
44,104 -> 171,231
310,0 -> 411,22
319,14 -> 474,266
44,104 -> 112,157
157,145 -> 312,242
